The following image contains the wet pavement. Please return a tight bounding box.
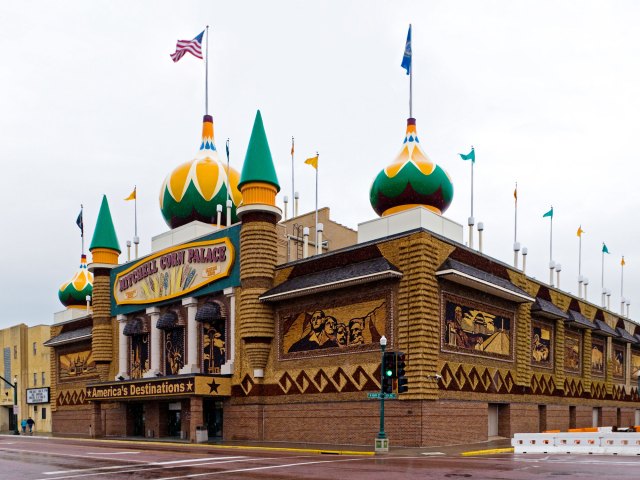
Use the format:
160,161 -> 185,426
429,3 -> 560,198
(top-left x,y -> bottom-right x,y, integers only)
2,433 -> 640,479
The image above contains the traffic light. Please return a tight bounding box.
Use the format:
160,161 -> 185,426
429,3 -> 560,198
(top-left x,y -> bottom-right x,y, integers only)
382,351 -> 396,394
396,351 -> 408,394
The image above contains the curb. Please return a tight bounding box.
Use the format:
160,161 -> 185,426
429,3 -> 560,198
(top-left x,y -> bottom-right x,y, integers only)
460,447 -> 514,456
0,434 -> 374,456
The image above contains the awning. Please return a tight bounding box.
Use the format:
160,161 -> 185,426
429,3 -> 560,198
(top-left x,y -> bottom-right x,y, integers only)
44,326 -> 92,347
594,319 -> 619,337
123,317 -> 145,336
260,257 -> 402,302
616,327 -> 638,344
566,310 -> 595,330
435,259 -> 534,304
157,311 -> 179,330
531,298 -> 569,320
195,303 -> 224,323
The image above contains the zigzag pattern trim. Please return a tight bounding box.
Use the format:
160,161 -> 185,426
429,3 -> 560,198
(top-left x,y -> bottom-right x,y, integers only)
234,365 -> 380,397
56,389 -> 88,407
439,363 -> 515,394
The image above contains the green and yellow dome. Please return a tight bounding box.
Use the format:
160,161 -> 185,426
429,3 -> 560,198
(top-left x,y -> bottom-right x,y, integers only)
160,115 -> 242,228
58,254 -> 93,308
370,118 -> 453,216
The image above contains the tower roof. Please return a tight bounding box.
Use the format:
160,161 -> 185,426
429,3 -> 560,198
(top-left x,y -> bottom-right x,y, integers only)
89,195 -> 121,253
238,110 -> 280,192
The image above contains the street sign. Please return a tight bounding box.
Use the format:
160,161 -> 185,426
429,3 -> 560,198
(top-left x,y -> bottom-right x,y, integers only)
12,405 -> 19,415
367,392 -> 397,399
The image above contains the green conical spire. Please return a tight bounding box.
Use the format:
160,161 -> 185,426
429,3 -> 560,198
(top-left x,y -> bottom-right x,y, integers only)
238,110 -> 280,192
89,195 -> 121,253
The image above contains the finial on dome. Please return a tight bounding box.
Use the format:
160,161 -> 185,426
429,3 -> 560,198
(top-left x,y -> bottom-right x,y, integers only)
160,115 -> 242,228
58,254 -> 94,308
370,117 -> 453,217
90,195 -> 120,265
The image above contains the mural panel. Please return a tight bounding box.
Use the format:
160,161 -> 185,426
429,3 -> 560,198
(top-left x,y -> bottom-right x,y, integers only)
531,321 -> 553,368
164,328 -> 184,375
58,350 -> 97,380
441,293 -> 513,360
613,344 -> 625,379
564,331 -> 581,373
591,337 -> 606,376
632,351 -> 640,379
280,296 -> 387,358
130,334 -> 149,379
202,320 -> 226,374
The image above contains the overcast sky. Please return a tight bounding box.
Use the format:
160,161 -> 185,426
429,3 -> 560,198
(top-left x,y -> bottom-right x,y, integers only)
2,1 -> 639,329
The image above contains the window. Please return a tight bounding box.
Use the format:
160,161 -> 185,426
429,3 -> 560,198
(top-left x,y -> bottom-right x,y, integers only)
13,346 -> 17,360
41,407 -> 46,420
33,342 -> 37,355
33,372 -> 37,386
41,372 -> 45,386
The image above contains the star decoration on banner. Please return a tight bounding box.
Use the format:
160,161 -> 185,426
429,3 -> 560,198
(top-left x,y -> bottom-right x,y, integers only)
208,378 -> 220,394
186,380 -> 194,392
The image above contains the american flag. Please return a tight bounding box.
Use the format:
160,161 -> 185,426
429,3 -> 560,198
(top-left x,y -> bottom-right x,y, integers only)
170,30 -> 205,63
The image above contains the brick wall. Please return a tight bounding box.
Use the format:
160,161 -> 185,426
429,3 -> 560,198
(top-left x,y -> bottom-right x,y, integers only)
602,406 -> 617,427
501,403 -> 538,437
575,406 -> 594,428
423,400 -> 487,446
52,406 -> 92,435
545,405 -> 570,431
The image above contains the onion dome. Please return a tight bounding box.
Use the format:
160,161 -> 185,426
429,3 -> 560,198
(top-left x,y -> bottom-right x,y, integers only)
160,115 -> 242,228
58,254 -> 93,308
370,118 -> 453,216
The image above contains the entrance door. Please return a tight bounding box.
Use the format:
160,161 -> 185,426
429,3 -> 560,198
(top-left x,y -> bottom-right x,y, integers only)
204,398 -> 223,438
7,407 -> 16,432
488,404 -> 499,437
129,403 -> 144,437
167,411 -> 181,438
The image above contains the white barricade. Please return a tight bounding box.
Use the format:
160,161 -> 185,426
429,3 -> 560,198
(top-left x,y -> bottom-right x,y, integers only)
513,430 -> 640,455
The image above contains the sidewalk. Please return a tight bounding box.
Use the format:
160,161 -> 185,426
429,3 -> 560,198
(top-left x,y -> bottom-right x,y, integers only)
0,430 -> 513,457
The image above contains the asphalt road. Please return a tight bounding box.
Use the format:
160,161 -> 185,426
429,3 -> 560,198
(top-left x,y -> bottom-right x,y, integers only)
2,435 -> 640,479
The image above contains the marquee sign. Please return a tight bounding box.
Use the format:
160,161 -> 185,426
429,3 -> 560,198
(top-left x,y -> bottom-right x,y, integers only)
26,387 -> 50,404
86,375 -> 230,400
113,238 -> 235,305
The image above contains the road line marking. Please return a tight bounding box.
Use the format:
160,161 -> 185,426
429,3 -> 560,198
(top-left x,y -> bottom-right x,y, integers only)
85,452 -> 140,455
43,456 -> 244,474
155,457 -> 369,480
421,452 -> 445,456
37,456 -> 269,480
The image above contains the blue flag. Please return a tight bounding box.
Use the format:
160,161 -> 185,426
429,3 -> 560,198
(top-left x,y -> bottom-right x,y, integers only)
459,147 -> 475,163
401,25 -> 412,75
76,209 -> 84,237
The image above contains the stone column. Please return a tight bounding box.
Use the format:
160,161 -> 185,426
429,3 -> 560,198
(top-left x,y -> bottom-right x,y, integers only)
180,297 -> 200,374
626,342 -> 632,392
221,287 -> 236,375
115,314 -> 129,380
144,307 -> 161,377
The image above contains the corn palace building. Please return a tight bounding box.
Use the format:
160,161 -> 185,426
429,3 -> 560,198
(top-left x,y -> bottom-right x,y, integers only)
48,111 -> 640,447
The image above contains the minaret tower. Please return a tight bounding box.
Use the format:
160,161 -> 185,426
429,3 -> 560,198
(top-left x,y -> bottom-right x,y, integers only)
88,195 -> 121,381
236,110 -> 281,378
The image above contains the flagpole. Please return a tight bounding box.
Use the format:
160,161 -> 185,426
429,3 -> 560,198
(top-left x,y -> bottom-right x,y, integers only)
621,256 -> 625,302
291,137 -> 295,217
549,209 -> 554,286
80,204 -> 84,255
514,183 -> 517,244
409,23 -> 413,118
134,186 -> 139,259
226,139 -> 231,227
315,152 -> 319,252
205,25 -> 209,116
601,246 -> 605,306
578,230 -> 582,296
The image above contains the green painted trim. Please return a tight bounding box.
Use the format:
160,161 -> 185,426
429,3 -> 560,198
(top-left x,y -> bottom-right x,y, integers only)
90,195 -> 121,253
238,110 -> 280,192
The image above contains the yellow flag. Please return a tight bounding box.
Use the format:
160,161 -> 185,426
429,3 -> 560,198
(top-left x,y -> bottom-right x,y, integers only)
621,256 -> 626,267
124,187 -> 136,201
576,226 -> 583,237
305,155 -> 318,170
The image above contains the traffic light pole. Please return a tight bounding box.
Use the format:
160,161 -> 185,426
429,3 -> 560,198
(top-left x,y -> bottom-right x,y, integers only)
375,336 -> 389,453
378,341 -> 386,441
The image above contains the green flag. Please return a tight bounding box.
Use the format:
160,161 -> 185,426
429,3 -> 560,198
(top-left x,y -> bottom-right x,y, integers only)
602,243 -> 610,254
459,147 -> 475,163
543,207 -> 553,218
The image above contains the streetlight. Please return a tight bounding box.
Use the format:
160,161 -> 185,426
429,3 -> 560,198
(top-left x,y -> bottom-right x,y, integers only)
0,374 -> 18,435
375,335 -> 389,453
